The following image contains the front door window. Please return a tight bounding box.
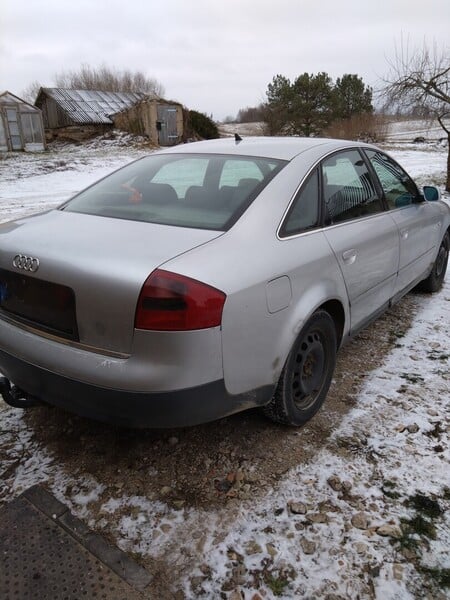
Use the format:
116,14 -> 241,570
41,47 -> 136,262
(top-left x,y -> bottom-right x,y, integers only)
365,150 -> 419,209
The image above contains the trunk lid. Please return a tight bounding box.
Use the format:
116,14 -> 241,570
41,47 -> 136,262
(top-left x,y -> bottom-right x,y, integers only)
0,210 -> 222,353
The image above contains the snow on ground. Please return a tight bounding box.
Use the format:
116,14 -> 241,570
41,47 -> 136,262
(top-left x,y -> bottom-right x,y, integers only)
384,144 -> 448,188
0,139 -> 449,598
385,119 -> 449,142
0,132 -> 149,223
175,279 -> 449,599
219,122 -> 267,137
219,119 -> 450,144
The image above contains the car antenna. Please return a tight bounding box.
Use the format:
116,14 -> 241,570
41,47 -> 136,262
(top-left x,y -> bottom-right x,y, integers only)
235,133 -> 243,143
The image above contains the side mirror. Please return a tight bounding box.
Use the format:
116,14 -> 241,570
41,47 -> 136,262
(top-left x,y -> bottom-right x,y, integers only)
423,186 -> 441,202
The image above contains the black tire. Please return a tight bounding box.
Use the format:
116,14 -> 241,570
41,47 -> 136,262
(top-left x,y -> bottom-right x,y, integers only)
263,310 -> 337,426
417,232 -> 449,293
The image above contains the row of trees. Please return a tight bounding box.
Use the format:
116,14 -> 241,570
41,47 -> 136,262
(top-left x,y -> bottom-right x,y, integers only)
264,72 -> 373,137
235,105 -> 265,123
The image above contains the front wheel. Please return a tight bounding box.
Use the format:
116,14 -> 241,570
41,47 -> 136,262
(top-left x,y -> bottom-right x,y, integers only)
417,232 -> 449,293
263,310 -> 337,426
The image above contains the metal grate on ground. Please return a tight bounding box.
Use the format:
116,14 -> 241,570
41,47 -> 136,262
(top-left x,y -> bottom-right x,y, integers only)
0,486 -> 153,600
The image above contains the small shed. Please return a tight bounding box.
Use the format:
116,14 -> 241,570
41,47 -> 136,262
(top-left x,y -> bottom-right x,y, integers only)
113,98 -> 184,146
35,88 -> 147,138
0,91 -> 45,152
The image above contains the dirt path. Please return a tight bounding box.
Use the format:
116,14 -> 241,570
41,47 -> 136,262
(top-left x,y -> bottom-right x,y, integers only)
18,296 -> 417,512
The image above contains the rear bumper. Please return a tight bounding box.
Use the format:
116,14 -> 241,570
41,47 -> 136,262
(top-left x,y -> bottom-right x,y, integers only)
0,313 -> 224,393
0,348 -> 273,428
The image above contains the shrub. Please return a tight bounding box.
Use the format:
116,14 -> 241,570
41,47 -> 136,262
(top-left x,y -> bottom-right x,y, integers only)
186,110 -> 219,140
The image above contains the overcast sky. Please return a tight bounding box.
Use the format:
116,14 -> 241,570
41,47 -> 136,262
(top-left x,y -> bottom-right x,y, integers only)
1,0 -> 449,120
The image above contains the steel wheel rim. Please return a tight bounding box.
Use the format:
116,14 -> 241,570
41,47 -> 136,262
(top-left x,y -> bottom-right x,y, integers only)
435,243 -> 448,278
291,331 -> 326,411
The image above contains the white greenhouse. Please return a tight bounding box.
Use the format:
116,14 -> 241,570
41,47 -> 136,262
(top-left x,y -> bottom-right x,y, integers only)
0,91 -> 45,152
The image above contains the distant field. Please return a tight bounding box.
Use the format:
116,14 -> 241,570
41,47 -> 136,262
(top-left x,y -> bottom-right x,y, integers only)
219,118 -> 449,143
384,118 -> 448,142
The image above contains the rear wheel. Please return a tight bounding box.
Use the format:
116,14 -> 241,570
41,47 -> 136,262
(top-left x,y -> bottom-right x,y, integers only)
263,310 -> 337,426
417,232 -> 449,293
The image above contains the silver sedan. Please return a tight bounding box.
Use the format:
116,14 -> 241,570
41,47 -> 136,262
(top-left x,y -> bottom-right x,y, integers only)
0,137 -> 449,427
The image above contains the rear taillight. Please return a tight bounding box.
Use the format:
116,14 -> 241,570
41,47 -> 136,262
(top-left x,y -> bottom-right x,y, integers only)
135,269 -> 226,331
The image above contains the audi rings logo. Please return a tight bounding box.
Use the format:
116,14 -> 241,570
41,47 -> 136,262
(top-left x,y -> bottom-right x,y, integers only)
12,254 -> 40,273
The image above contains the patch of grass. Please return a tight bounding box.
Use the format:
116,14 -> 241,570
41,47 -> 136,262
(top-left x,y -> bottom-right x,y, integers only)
401,515 -> 437,540
390,330 -> 405,340
432,368 -> 449,377
427,352 -> 450,361
395,488 -> 447,570
395,532 -> 420,552
406,494 -> 442,519
382,480 -> 401,499
388,330 -> 406,346
258,560 -> 296,597
265,573 -> 289,596
400,372 -> 425,384
383,480 -> 396,488
419,566 -> 450,588
424,422 -> 444,439
383,489 -> 401,499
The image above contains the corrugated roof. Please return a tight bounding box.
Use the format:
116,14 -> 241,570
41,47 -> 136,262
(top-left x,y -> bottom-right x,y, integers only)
40,88 -> 147,124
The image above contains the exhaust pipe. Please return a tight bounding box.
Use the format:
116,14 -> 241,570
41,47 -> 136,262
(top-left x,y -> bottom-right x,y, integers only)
0,376 -> 42,408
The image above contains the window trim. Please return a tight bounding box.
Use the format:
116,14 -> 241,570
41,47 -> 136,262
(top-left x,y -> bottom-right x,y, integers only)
277,146 -> 388,241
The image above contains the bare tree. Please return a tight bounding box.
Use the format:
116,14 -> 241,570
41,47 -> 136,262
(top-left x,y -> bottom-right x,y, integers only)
383,40 -> 450,191
21,80 -> 42,104
236,104 -> 265,123
54,63 -> 164,97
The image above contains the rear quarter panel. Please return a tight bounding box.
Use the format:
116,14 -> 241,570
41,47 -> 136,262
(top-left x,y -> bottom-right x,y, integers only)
219,231 -> 349,394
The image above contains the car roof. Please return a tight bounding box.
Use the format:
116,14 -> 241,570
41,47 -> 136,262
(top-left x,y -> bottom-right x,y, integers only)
157,136 -> 371,161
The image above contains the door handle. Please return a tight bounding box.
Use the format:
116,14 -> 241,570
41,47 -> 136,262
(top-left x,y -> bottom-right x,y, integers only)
400,228 -> 409,240
342,249 -> 357,264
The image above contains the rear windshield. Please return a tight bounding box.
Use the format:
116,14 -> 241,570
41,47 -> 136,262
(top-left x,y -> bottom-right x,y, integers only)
62,153 -> 286,230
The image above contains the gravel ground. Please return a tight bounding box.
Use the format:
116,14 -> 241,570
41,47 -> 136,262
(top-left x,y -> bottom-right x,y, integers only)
8,293 -> 419,511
